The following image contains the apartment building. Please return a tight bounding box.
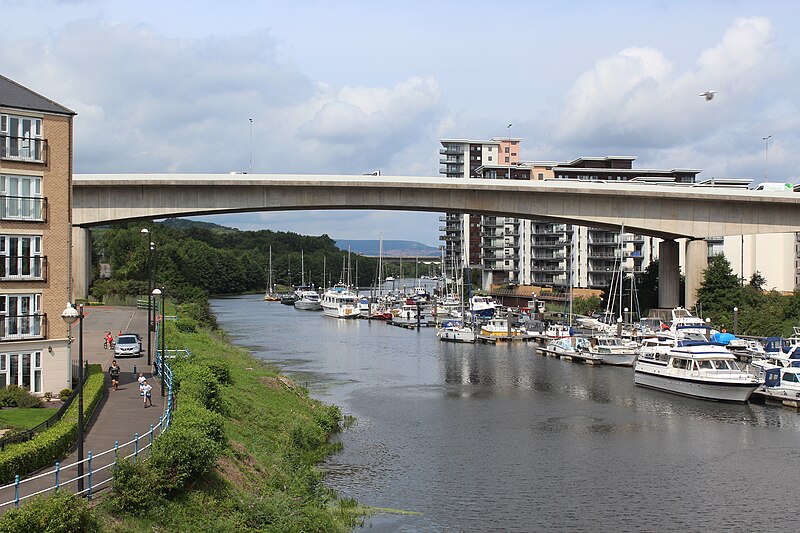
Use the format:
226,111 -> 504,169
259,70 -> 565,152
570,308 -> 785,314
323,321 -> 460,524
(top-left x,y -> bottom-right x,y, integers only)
438,138 -> 700,290
1,74 -> 75,395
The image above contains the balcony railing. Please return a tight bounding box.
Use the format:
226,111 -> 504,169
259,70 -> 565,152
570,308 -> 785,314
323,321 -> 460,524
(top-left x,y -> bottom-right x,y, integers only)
0,314 -> 47,340
1,256 -> 47,281
1,195 -> 47,222
0,136 -> 47,164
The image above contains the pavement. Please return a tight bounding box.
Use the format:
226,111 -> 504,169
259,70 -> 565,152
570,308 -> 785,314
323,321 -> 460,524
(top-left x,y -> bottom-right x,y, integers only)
0,306 -> 166,508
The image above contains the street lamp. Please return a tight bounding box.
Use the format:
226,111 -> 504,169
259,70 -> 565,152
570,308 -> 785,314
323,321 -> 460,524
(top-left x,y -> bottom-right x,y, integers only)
152,288 -> 165,397
141,229 -> 154,367
763,135 -> 772,182
61,303 -> 84,493
249,118 -> 253,174
733,306 -> 739,336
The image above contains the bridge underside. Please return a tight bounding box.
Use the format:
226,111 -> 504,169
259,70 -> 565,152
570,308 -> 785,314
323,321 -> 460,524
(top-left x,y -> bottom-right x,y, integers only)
72,176 -> 800,308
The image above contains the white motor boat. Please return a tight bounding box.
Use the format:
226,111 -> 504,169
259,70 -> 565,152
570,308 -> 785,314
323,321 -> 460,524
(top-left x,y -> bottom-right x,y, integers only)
470,295 -> 497,319
321,284 -> 361,319
634,338 -> 761,402
753,365 -> 800,405
479,317 -> 523,338
586,335 -> 638,366
436,320 -> 476,343
294,290 -> 322,311
539,336 -> 591,358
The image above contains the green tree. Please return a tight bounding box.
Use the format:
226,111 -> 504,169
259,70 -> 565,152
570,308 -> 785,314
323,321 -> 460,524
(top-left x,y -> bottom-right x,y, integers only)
696,254 -> 741,319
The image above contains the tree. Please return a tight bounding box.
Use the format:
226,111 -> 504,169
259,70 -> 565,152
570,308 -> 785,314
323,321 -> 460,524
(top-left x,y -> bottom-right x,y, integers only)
749,271 -> 767,291
696,254 -> 741,318
635,260 -> 659,314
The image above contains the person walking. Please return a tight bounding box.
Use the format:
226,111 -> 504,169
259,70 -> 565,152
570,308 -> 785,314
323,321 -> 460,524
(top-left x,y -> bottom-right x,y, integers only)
105,331 -> 114,350
108,360 -> 121,391
140,379 -> 153,408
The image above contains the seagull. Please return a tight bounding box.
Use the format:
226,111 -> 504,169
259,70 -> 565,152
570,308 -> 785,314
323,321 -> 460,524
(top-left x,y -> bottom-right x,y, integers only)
699,90 -> 716,101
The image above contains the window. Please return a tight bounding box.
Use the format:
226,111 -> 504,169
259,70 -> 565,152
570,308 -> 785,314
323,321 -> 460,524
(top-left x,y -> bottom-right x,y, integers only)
1,114 -> 43,162
0,351 -> 42,393
505,147 -> 510,153
1,235 -> 42,279
505,157 -> 510,163
1,174 -> 43,221
0,293 -> 42,339
488,156 -> 492,162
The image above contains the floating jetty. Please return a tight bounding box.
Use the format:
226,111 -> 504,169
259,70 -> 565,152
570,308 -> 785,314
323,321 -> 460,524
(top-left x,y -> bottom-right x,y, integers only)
751,387 -> 800,409
477,333 -> 536,344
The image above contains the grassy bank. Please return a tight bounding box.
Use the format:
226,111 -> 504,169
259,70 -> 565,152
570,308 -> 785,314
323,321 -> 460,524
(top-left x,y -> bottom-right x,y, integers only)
1,315 -> 365,532
97,318 -> 365,531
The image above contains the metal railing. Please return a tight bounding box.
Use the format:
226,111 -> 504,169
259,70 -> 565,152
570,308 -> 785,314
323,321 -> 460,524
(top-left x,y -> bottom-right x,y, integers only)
0,136 -> 47,164
0,256 -> 47,281
0,314 -> 47,340
0,359 -> 176,511
0,196 -> 47,222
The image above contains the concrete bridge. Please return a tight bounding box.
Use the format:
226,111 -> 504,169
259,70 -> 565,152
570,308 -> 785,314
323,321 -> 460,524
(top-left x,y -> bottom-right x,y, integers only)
71,173 -> 800,307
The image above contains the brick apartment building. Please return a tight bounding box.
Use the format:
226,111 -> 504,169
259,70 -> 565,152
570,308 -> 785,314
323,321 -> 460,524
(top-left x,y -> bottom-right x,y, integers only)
1,74 -> 76,395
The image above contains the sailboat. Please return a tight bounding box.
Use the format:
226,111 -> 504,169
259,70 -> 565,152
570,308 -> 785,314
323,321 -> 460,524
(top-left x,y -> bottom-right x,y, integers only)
264,246 -> 280,301
437,240 -> 476,343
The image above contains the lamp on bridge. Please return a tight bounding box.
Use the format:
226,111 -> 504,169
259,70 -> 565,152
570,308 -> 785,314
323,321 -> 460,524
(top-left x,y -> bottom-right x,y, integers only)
152,288 -> 166,397
61,303 -> 85,493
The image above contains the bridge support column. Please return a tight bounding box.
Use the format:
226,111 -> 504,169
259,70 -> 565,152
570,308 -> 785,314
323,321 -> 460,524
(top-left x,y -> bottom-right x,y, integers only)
72,227 -> 92,300
658,240 -> 680,309
684,238 -> 708,312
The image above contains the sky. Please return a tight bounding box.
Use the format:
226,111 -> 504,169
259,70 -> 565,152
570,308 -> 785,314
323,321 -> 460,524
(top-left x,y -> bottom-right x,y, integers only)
3,0 -> 799,246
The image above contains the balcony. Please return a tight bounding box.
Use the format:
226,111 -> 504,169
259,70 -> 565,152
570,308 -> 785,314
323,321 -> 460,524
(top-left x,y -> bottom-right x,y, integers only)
440,145 -> 463,156
1,256 -> 47,281
439,157 -> 463,165
1,196 -> 47,222
482,243 -> 505,250
482,219 -> 504,228
1,136 -> 47,164
0,314 -> 47,340
439,234 -> 461,242
532,228 -> 566,236
532,240 -> 567,248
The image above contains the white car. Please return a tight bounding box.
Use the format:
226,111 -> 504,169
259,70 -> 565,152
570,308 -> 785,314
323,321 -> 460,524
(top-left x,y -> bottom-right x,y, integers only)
115,333 -> 142,357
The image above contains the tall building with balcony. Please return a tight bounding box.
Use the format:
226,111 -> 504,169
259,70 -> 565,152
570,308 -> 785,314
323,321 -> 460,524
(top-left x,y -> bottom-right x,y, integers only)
1,75 -> 75,395
438,138 -> 700,291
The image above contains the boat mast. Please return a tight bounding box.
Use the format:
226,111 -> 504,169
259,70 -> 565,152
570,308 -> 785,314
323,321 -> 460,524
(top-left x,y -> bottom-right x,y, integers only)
301,250 -> 305,286
619,223 -> 625,320
267,246 -> 273,295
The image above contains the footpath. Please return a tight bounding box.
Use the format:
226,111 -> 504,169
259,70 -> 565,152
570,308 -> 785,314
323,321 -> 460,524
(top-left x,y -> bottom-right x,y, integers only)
0,306 -> 166,508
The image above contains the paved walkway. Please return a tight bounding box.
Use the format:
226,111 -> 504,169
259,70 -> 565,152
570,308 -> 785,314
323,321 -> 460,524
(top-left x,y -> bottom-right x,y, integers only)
0,306 -> 166,508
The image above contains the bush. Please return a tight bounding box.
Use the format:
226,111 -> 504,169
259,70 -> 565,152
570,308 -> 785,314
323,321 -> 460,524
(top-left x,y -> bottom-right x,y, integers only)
175,316 -> 197,333
58,389 -> 72,402
109,459 -> 163,512
149,425 -> 220,492
206,361 -> 231,385
172,400 -> 226,445
0,366 -> 105,483
174,365 -> 222,413
0,386 -> 41,408
0,491 -> 100,532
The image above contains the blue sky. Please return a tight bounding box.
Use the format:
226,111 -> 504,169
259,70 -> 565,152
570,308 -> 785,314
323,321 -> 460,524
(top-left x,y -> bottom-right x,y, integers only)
3,0 -> 799,246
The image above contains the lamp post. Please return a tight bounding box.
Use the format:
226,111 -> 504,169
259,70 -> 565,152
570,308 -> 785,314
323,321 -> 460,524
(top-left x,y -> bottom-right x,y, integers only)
507,123 -> 512,179
249,118 -> 254,174
763,135 -> 772,182
733,306 -> 739,336
152,288 -> 165,397
141,229 -> 153,367
61,303 -> 84,493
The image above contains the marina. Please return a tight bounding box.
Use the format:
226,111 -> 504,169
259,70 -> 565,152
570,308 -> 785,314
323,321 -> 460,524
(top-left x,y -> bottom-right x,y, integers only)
215,293 -> 800,532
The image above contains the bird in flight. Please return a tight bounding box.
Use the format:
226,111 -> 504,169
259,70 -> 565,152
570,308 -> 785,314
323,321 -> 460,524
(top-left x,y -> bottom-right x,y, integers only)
699,90 -> 716,101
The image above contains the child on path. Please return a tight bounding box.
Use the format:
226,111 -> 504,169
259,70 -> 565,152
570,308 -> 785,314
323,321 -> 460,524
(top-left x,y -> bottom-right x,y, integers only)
137,372 -> 146,397
108,360 -> 121,391
140,379 -> 153,408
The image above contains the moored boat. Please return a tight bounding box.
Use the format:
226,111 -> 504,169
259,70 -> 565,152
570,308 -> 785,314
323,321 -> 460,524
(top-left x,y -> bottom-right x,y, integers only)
634,339 -> 761,402
436,320 -> 476,343
321,284 -> 361,319
294,290 -> 322,311
586,335 -> 638,366
479,317 -> 523,338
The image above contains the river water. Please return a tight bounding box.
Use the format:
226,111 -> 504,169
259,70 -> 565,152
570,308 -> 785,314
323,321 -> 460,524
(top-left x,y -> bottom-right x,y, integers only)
212,292 -> 800,532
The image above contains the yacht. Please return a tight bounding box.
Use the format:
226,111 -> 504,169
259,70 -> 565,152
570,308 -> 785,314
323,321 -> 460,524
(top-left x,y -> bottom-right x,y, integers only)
479,317 -> 523,338
586,335 -> 638,366
634,338 -> 761,402
321,284 -> 361,319
470,295 -> 497,319
436,320 -> 476,343
293,289 -> 322,311
539,336 -> 592,359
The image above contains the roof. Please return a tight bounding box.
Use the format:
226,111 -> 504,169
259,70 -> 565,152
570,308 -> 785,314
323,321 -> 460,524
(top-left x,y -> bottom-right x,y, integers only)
0,74 -> 76,116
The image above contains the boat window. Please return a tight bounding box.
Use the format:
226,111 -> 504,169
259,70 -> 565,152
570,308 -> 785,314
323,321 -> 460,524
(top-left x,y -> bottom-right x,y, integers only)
785,373 -> 799,383
712,360 -> 730,370
697,360 -> 713,370
672,358 -> 689,369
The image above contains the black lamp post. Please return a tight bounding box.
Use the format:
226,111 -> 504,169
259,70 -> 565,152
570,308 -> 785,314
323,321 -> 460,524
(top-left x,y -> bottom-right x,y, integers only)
152,288 -> 165,397
141,229 -> 154,367
61,303 -> 84,493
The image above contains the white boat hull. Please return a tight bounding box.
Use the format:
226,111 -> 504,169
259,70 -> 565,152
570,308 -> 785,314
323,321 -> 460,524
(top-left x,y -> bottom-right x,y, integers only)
634,362 -> 759,402
597,352 -> 638,366
294,300 -> 322,311
437,327 -> 476,343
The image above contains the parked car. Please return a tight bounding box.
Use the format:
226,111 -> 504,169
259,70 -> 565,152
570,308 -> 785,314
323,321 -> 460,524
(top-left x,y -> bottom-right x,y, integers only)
115,333 -> 142,357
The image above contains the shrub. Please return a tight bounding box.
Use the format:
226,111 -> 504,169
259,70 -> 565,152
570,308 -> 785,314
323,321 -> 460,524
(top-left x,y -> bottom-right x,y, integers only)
58,389 -> 72,402
174,316 -> 197,333
109,459 -> 163,512
0,365 -> 105,483
149,425 -> 220,492
174,365 -> 222,413
0,386 -> 41,408
206,361 -> 231,385
172,399 -> 226,445
0,491 -> 100,532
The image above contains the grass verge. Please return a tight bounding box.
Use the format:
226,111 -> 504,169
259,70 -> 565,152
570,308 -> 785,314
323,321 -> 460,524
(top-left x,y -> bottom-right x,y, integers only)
0,408 -> 57,430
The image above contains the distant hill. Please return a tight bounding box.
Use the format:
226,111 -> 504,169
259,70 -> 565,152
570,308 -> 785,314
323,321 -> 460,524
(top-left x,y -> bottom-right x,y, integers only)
336,239 -> 439,257
161,218 -> 239,233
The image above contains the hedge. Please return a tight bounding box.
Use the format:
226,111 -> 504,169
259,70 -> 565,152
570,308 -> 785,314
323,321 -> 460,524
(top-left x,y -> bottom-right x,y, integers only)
0,365 -> 105,484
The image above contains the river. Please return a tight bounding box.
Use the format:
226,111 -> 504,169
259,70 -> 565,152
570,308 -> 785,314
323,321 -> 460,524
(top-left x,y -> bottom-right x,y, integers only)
211,292 -> 800,532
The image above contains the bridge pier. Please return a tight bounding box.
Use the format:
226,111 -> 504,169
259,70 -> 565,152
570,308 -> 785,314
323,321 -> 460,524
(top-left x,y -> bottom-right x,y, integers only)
684,238 -> 708,312
658,240 -> 680,309
72,227 -> 91,300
